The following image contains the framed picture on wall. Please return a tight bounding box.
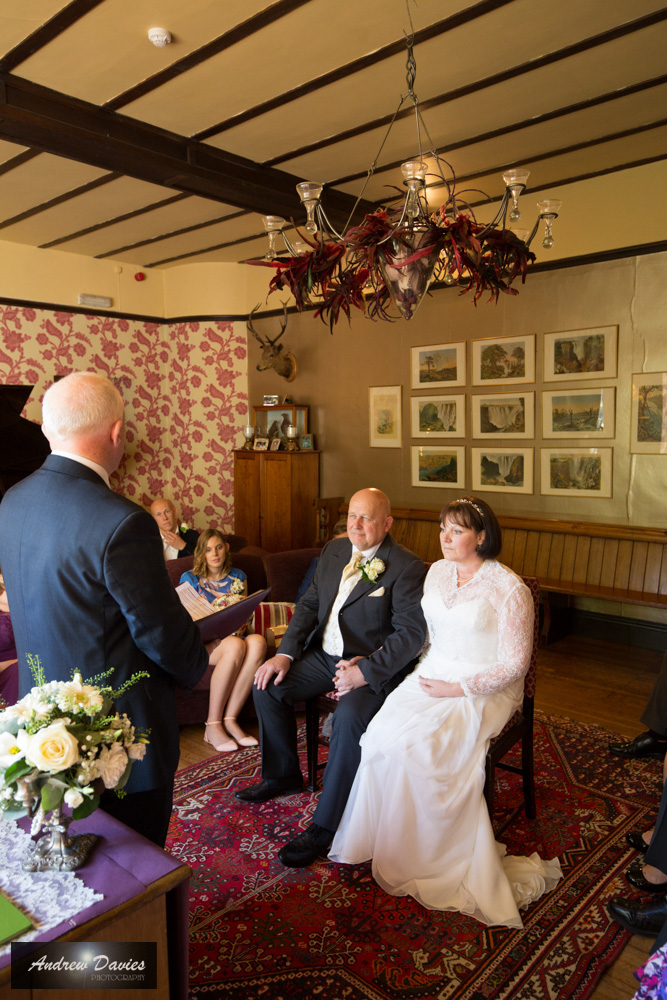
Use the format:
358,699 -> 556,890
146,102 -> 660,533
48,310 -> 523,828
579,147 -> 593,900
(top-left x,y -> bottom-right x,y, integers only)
471,447 -> 534,494
411,394 -> 465,438
411,342 -> 466,389
630,373 -> 667,453
542,387 -> 615,438
471,391 -> 534,438
369,385 -> 402,447
543,326 -> 618,381
411,446 -> 465,488
471,334 -> 535,386
540,447 -> 613,497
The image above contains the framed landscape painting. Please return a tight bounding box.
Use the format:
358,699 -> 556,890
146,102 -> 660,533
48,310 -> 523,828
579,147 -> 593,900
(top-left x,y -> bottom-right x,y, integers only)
542,387 -> 615,439
369,385 -> 402,447
543,326 -> 618,381
411,342 -> 466,389
540,447 -> 612,497
471,391 -> 534,438
411,394 -> 465,438
411,446 -> 465,488
630,373 -> 667,453
471,448 -> 533,494
471,334 -> 535,386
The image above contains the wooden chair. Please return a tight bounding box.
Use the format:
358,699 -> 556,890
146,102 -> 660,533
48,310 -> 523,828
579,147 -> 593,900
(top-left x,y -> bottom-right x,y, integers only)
305,575 -> 541,830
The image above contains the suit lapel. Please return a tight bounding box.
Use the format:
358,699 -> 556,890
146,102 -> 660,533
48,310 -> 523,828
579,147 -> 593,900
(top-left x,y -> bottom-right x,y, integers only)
343,535 -> 394,606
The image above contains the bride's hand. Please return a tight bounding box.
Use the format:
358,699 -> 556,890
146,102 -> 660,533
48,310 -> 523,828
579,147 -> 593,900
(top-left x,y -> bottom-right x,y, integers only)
418,676 -> 464,698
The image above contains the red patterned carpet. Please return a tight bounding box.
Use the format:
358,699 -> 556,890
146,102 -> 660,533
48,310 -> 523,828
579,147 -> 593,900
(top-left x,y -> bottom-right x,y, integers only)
169,714 -> 662,1000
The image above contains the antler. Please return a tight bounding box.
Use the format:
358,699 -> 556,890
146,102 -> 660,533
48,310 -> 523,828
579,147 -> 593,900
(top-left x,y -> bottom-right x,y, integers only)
247,304 -> 265,346
248,302 -> 289,347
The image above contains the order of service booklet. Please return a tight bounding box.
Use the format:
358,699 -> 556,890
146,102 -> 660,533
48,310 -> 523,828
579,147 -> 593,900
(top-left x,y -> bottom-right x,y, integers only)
175,585 -> 270,644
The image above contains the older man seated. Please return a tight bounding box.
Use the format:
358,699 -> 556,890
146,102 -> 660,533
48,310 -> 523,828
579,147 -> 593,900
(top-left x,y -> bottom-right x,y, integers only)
150,497 -> 199,561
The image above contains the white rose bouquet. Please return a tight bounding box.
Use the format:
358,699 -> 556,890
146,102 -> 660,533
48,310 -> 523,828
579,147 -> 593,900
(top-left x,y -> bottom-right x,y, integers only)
0,656 -> 149,831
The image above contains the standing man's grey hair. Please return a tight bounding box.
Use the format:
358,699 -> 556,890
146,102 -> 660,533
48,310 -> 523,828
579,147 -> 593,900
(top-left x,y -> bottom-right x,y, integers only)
42,372 -> 124,441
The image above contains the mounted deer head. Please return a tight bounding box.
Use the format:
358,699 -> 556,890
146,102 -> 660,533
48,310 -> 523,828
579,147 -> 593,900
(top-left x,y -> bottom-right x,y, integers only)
247,303 -> 297,382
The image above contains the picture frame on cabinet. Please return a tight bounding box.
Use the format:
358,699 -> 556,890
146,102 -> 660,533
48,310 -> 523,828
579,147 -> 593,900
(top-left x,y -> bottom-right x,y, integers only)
540,447 -> 613,497
369,385 -> 402,448
630,373 -> 667,453
542,387 -> 615,438
471,391 -> 534,438
411,342 -> 466,389
543,326 -> 618,381
471,447 -> 534,494
471,334 -> 535,386
411,394 -> 465,438
411,446 -> 465,488
269,437 -> 282,451
253,437 -> 269,451
300,434 -> 314,450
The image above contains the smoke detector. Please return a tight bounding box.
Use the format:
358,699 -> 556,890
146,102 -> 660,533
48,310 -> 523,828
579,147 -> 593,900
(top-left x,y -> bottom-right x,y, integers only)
148,27 -> 172,47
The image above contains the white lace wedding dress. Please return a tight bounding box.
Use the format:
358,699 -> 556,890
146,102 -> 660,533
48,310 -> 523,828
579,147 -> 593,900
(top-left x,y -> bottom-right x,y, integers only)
329,558 -> 562,928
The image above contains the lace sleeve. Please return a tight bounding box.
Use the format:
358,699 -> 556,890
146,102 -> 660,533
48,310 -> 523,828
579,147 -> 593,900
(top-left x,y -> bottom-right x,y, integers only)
460,578 -> 534,697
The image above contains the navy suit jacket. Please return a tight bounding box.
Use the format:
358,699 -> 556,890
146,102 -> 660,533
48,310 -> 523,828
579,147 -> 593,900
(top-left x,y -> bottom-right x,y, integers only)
0,456 -> 208,794
279,534 -> 427,694
176,526 -> 199,557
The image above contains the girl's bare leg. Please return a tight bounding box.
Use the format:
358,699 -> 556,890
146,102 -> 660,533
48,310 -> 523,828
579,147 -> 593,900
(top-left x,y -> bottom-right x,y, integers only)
223,634 -> 267,746
204,637 -> 247,752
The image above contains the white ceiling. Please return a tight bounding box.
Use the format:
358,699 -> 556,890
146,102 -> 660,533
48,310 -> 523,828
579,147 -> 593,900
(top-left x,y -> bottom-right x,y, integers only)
0,0 -> 665,269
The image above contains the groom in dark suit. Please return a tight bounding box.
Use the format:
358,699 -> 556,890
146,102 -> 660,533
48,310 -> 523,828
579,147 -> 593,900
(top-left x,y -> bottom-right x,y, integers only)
236,487 -> 426,866
0,372 -> 208,846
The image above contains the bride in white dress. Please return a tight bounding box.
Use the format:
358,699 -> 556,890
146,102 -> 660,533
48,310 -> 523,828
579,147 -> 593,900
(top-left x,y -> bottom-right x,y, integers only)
329,496 -> 561,928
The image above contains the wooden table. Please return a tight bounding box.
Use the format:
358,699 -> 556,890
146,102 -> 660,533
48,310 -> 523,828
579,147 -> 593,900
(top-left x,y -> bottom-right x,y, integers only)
0,810 -> 191,1000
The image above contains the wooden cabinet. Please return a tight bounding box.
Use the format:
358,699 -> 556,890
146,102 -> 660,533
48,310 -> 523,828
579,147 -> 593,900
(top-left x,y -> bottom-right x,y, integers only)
234,450 -> 320,552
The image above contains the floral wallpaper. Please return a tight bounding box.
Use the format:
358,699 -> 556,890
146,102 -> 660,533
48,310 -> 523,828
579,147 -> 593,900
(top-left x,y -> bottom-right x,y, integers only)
0,303 -> 248,531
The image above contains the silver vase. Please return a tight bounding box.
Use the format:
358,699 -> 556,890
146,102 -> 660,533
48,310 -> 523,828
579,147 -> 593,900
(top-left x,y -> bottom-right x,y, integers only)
22,804 -> 98,872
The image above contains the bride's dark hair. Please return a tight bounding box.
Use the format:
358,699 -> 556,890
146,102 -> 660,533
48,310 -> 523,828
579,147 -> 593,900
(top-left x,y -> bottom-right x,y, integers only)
439,496 -> 502,559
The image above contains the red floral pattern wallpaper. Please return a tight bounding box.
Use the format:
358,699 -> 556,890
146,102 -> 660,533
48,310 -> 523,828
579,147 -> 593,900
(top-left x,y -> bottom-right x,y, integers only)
0,303 -> 248,531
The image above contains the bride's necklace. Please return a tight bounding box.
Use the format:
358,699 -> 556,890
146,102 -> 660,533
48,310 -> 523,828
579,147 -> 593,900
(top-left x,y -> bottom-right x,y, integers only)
456,563 -> 482,586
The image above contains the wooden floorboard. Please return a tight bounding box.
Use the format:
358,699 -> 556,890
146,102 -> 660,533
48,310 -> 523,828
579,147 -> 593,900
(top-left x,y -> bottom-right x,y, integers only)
177,634 -> 665,1000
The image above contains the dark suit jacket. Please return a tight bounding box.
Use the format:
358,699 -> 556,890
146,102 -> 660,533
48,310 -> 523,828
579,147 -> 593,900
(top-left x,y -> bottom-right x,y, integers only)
279,534 -> 426,694
177,526 -> 199,557
0,456 -> 208,794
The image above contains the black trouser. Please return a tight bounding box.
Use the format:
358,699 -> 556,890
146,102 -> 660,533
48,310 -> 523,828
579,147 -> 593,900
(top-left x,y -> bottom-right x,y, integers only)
253,645 -> 386,831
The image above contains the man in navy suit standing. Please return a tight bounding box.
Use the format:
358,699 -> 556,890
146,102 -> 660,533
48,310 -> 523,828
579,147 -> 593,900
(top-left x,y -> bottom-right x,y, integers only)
0,372 -> 208,846
236,487 -> 426,867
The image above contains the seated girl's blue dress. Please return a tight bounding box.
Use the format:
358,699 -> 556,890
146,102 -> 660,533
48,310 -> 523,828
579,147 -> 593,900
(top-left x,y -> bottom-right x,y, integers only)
179,567 -> 247,603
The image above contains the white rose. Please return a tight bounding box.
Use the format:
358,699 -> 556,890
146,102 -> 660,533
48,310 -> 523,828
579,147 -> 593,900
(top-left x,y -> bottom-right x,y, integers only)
97,742 -> 129,789
127,742 -> 146,761
19,721 -> 80,773
64,787 -> 84,808
0,731 -> 24,769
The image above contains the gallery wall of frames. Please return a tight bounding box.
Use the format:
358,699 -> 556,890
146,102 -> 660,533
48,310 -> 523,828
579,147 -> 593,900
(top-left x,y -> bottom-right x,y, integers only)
369,325 -> 665,500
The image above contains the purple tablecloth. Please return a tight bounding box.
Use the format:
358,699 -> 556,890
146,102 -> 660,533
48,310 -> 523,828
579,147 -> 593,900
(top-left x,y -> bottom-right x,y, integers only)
1,809 -> 189,994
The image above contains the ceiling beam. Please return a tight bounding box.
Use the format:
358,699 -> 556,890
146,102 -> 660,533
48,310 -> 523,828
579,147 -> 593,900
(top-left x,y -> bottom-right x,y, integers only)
0,73 -> 372,228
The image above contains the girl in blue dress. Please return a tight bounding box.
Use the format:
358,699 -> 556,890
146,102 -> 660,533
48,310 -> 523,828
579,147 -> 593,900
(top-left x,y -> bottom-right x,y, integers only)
180,529 -> 266,752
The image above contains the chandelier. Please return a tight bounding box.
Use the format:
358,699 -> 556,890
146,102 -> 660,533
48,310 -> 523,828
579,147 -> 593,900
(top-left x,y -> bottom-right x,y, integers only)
247,27 -> 562,329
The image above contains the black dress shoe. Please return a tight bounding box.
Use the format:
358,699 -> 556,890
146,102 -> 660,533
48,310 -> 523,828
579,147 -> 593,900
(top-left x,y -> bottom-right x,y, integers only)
277,823 -> 334,867
626,829 -> 651,853
625,860 -> 667,894
608,896 -> 667,937
235,778 -> 303,803
608,732 -> 667,760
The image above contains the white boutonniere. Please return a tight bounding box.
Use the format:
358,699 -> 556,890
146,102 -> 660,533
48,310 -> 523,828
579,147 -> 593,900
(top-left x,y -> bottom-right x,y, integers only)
179,522 -> 189,533
360,557 -> 385,584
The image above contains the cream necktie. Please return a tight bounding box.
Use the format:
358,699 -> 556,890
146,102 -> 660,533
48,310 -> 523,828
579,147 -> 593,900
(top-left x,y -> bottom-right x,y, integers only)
322,552 -> 365,657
